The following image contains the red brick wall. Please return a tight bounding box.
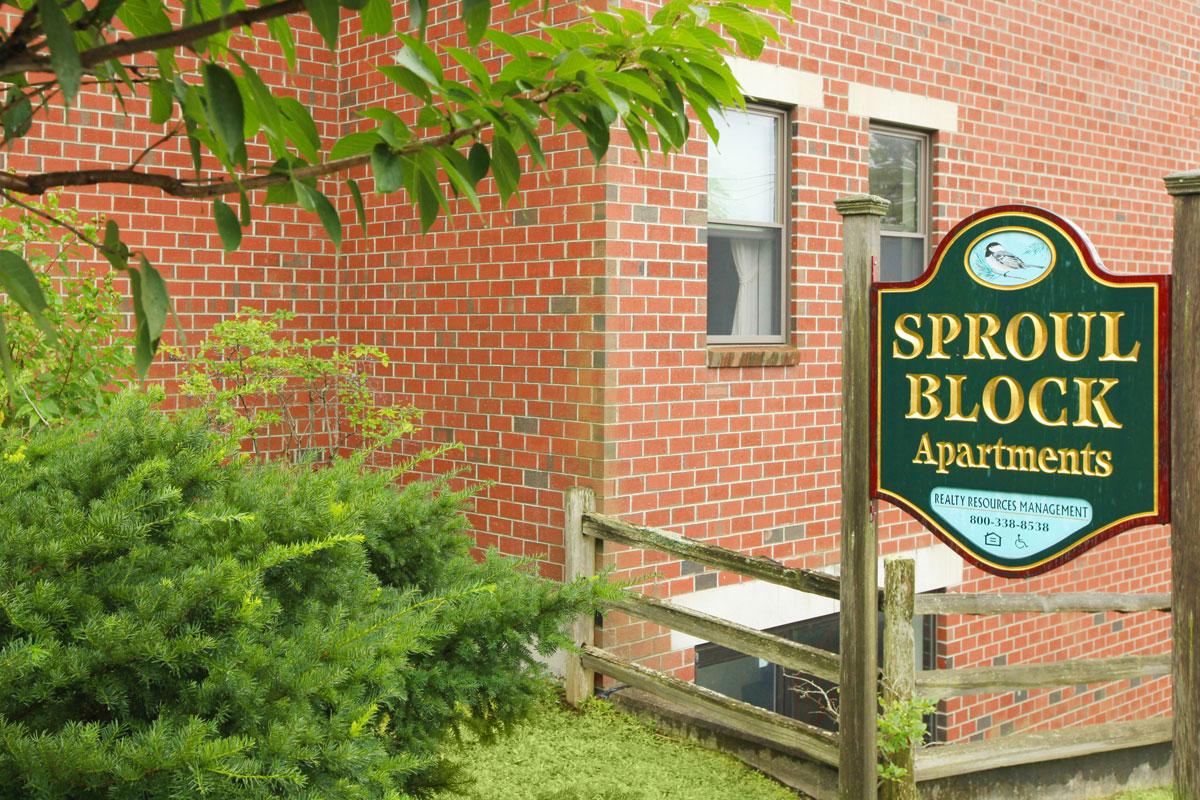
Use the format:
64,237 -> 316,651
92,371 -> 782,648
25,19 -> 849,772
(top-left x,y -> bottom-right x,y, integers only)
5,0 -> 1192,742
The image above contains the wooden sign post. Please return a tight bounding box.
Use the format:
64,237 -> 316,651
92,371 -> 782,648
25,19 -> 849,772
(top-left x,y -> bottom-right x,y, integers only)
835,195 -> 889,800
1165,170 -> 1199,800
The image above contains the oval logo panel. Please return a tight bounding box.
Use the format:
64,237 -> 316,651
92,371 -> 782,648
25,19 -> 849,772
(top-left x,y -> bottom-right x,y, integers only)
965,228 -> 1056,289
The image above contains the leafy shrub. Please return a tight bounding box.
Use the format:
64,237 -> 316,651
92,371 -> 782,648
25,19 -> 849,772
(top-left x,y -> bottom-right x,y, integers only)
0,394 -> 602,798
171,310 -> 429,464
0,194 -> 133,427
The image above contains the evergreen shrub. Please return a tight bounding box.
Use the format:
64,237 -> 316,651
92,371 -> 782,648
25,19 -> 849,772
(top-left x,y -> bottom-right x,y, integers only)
0,394 -> 601,798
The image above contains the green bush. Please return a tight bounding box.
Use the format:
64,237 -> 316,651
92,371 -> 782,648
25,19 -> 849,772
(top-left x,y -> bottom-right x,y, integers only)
0,194 -> 133,427
0,394 -> 602,798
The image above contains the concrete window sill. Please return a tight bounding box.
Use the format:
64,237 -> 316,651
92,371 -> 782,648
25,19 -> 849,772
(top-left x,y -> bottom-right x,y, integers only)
705,345 -> 801,368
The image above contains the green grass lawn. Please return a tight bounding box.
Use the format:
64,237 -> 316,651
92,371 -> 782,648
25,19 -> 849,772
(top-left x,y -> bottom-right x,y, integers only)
1104,790 -> 1172,800
441,695 -> 799,800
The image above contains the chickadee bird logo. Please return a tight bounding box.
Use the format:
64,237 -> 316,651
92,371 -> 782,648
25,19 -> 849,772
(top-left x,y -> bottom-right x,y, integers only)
984,242 -> 1039,276
966,229 -> 1055,288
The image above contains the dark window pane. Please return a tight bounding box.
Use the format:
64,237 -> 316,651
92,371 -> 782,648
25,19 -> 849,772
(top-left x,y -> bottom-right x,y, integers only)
707,226 -> 782,337
880,235 -> 926,282
695,648 -> 775,711
869,132 -> 921,233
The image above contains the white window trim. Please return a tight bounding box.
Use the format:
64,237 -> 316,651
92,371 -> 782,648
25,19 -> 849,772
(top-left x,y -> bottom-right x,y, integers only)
726,57 -> 823,108
848,84 -> 959,133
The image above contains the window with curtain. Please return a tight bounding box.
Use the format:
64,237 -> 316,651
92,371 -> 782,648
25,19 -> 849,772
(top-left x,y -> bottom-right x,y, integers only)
869,126 -> 930,282
706,106 -> 787,343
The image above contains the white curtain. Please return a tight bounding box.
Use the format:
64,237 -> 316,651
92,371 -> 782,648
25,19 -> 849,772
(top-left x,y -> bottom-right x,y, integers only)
730,238 -> 771,336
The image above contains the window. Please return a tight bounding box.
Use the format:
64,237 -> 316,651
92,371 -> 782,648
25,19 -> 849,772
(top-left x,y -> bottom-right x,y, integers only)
869,126 -> 930,282
695,607 -> 943,741
706,106 -> 787,342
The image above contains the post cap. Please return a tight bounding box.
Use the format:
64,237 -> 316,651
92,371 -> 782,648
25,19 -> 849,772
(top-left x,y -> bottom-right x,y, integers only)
834,194 -> 891,216
1165,170 -> 1200,196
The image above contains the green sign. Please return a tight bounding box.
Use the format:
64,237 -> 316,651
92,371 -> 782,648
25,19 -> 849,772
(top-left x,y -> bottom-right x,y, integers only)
873,206 -> 1169,577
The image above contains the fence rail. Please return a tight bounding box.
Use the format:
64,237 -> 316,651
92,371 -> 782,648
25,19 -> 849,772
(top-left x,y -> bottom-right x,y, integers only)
884,557 -> 1173,794
563,489 -> 843,778
608,595 -> 840,683
913,592 -> 1171,615
581,511 -> 841,600
565,490 -> 1173,797
579,645 -> 841,767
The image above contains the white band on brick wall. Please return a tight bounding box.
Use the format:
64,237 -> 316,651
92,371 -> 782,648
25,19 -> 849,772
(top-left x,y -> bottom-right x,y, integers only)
726,57 -> 823,108
847,83 -> 959,132
668,543 -> 963,651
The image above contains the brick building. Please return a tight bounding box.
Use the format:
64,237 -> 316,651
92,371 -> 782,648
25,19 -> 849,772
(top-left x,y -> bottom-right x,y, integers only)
5,0 -> 1194,743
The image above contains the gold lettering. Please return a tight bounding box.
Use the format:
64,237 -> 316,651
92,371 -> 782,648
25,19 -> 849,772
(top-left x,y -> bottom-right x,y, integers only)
964,313 -> 1005,360
1073,378 -> 1122,429
945,375 -> 980,422
1004,312 -> 1049,361
956,442 -> 977,468
982,375 -> 1024,424
1094,449 -> 1114,477
1057,447 -> 1082,476
1009,445 -> 1037,472
1029,376 -> 1068,427
1050,312 -> 1096,362
892,313 -> 924,359
1037,447 -> 1059,473
912,433 -> 935,465
1099,311 -> 1141,362
936,441 -> 955,474
906,374 -> 943,420
928,313 -> 963,359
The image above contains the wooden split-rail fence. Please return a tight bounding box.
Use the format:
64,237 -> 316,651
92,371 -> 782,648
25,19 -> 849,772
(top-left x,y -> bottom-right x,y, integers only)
562,486 -> 1174,799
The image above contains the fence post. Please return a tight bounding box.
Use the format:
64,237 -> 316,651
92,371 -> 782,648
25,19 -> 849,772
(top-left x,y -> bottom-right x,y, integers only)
882,557 -> 918,800
564,486 -> 598,707
1165,170 -> 1200,799
835,194 -> 888,800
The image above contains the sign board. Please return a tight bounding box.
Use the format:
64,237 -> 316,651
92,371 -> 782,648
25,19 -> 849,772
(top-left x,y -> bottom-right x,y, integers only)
873,206 -> 1169,577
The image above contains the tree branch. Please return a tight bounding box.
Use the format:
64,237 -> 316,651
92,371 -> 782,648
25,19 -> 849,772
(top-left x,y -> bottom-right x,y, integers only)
0,189 -> 104,251
0,85 -> 577,200
0,0 -> 304,79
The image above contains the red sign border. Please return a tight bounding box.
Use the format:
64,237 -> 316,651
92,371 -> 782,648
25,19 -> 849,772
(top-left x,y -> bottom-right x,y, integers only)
869,204 -> 1171,579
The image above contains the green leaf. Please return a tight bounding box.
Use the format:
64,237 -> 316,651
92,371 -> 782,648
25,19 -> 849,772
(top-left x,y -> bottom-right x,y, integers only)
347,179 -> 367,231
370,143 -> 404,193
295,183 -> 343,249
138,256 -> 170,343
461,0 -> 490,45
203,63 -> 245,162
232,55 -> 285,154
267,17 -> 298,71
409,0 -> 428,34
395,36 -> 442,85
466,141 -> 490,184
213,199 -> 242,251
415,170 -> 442,231
0,316 -> 16,399
149,79 -> 173,125
331,129 -> 383,159
0,251 -> 56,345
280,98 -> 321,162
302,0 -> 342,50
434,147 -> 480,211
117,0 -> 172,36
100,219 -> 130,271
360,0 -> 392,35
38,0 -> 83,105
491,137 -> 520,203
127,266 -> 153,378
2,87 -> 33,140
